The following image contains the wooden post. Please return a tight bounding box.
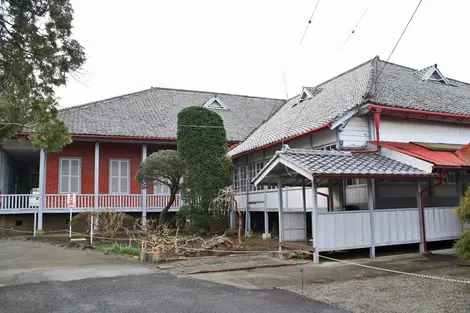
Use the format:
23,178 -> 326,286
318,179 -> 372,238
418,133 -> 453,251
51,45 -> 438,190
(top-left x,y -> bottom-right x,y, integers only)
141,143 -> 147,226
311,178 -> 319,264
302,179 -> 307,241
277,179 -> 284,245
367,178 -> 375,258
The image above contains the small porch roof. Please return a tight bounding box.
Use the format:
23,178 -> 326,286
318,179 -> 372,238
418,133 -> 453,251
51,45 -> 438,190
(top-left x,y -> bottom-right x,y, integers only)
253,146 -> 436,187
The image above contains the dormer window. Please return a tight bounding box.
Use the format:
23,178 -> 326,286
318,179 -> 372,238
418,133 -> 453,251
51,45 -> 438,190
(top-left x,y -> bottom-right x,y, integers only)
300,88 -> 313,102
293,87 -> 323,107
416,65 -> 450,85
202,97 -> 227,110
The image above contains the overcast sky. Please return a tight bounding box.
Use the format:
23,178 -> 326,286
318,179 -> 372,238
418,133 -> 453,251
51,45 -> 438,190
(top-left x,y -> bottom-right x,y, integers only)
56,0 -> 470,107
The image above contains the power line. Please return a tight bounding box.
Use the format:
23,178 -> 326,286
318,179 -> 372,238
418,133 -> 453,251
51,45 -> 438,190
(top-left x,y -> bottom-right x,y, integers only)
300,0 -> 321,45
340,8 -> 368,52
376,0 -> 423,81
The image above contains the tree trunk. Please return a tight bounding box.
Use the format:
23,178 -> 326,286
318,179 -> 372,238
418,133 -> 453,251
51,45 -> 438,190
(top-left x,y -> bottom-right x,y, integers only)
160,192 -> 177,224
237,211 -> 243,244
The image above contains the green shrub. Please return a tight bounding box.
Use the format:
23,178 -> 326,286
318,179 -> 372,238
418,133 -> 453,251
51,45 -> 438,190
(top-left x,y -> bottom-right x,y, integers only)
95,243 -> 139,256
455,188 -> 470,260
455,230 -> 470,261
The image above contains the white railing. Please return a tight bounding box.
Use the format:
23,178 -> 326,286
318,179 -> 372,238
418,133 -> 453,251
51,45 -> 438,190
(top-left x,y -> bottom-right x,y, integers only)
0,194 -> 182,212
45,194 -> 95,209
98,194 -> 142,209
0,194 -> 36,210
147,194 -> 181,209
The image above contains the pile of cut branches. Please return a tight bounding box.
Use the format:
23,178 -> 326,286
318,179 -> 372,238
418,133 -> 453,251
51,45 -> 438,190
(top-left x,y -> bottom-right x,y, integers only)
125,218 -> 233,257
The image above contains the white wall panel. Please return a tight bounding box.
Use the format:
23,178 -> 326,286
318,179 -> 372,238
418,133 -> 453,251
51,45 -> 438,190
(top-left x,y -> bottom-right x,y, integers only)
381,116 -> 470,144
345,185 -> 367,204
282,212 -> 306,241
425,207 -> 461,241
317,211 -> 371,251
373,209 -> 421,246
339,116 -> 370,148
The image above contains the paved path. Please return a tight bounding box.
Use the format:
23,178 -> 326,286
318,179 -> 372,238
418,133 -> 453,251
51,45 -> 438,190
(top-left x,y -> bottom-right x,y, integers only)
0,239 -> 154,286
0,272 -> 349,313
0,239 -> 348,312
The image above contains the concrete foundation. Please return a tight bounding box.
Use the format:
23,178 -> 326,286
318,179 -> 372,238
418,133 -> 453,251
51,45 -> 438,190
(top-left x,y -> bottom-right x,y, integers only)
262,233 -> 272,240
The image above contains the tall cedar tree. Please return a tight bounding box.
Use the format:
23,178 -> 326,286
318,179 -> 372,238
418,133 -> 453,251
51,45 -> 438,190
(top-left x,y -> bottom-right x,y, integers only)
0,0 -> 85,152
177,106 -> 231,210
135,150 -> 184,223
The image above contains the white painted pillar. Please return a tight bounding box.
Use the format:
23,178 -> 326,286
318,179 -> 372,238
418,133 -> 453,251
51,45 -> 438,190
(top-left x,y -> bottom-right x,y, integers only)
327,180 -> 334,212
302,179 -> 307,241
311,178 -> 319,263
94,142 -> 99,211
38,149 -> 46,231
94,142 -> 100,230
141,143 -> 147,226
263,185 -> 269,235
277,179 -> 284,244
229,210 -> 236,229
245,165 -> 250,237
367,178 -> 375,258
0,150 -> 4,193
416,181 -> 425,253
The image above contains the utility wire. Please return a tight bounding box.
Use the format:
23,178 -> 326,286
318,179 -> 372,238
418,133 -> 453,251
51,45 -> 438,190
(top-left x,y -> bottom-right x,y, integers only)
300,0 -> 321,45
376,0 -> 423,81
340,8 -> 368,52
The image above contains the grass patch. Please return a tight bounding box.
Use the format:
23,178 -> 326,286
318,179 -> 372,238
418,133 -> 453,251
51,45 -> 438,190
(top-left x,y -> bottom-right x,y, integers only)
94,243 -> 140,256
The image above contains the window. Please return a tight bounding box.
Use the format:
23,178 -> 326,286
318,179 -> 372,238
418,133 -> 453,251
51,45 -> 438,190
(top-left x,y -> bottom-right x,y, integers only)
249,161 -> 265,191
59,158 -> 81,193
154,183 -> 170,194
346,178 -> 367,186
202,97 -> 227,110
446,172 -> 456,184
109,159 -> 130,194
154,178 -> 182,194
233,166 -> 247,192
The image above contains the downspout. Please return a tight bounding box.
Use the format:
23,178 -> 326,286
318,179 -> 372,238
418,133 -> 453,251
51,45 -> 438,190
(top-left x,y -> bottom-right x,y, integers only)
351,108 -> 381,153
419,170 -> 445,253
317,192 -> 330,212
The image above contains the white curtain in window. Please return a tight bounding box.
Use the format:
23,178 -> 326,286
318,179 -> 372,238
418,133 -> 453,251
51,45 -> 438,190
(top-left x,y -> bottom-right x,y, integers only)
60,158 -> 81,193
110,159 -> 130,194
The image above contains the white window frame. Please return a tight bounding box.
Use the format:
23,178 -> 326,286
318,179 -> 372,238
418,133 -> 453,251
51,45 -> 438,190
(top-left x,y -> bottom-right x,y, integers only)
109,159 -> 131,194
58,157 -> 82,194
233,166 -> 247,192
249,161 -> 265,191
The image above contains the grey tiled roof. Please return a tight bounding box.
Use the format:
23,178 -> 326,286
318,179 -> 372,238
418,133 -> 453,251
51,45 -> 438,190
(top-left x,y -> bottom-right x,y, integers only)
230,56 -> 470,156
229,59 -> 374,156
59,87 -> 285,142
373,59 -> 470,115
280,148 -> 431,176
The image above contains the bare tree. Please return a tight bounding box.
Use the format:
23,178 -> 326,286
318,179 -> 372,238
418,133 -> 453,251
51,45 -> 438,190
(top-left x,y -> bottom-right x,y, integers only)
210,186 -> 243,243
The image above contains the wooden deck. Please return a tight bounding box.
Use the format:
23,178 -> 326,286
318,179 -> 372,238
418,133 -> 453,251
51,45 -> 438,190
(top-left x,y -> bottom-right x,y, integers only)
279,241 -> 315,252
